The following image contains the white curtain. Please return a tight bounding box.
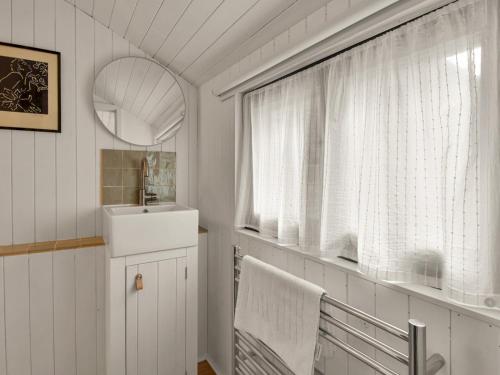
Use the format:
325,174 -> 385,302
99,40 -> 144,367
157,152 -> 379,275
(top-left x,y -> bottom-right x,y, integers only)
236,67 -> 327,248
235,0 -> 500,308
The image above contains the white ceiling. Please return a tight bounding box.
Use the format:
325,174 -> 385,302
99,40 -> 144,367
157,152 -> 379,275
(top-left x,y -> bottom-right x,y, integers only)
67,0 -> 330,85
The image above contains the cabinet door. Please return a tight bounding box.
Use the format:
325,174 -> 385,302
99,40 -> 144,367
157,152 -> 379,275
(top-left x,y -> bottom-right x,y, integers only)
126,257 -> 187,375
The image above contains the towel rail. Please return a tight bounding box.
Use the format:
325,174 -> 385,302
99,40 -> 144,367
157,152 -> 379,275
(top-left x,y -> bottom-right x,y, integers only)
236,356 -> 254,375
236,343 -> 271,374
235,253 -> 409,341
318,328 -> 399,375
320,311 -> 408,365
322,294 -> 409,340
236,331 -> 285,375
233,245 -> 445,375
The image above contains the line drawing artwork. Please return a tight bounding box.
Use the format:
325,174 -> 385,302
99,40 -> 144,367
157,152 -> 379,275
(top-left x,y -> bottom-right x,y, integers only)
0,57 -> 49,114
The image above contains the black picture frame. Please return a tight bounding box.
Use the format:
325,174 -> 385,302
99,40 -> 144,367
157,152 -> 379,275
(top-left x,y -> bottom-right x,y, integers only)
0,41 -> 61,133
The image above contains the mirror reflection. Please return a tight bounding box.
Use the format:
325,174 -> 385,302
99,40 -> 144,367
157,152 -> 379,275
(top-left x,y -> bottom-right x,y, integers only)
93,57 -> 185,146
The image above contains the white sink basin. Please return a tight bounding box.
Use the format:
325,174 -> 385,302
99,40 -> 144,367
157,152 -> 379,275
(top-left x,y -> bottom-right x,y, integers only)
103,204 -> 198,257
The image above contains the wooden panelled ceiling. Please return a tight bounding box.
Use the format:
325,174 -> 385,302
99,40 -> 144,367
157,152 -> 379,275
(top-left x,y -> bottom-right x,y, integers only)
67,0 -> 330,85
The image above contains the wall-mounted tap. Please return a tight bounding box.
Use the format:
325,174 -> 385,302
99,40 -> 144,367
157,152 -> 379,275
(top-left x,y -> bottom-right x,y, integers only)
139,158 -> 158,206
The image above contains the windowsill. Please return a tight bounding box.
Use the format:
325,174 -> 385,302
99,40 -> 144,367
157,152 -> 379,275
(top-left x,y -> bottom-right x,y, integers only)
237,228 -> 500,326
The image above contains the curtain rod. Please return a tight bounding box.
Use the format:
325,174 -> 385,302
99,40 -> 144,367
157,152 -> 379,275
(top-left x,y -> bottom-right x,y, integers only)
249,0 -> 459,94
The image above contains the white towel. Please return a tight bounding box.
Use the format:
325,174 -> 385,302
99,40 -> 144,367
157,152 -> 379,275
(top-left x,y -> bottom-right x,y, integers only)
234,255 -> 325,375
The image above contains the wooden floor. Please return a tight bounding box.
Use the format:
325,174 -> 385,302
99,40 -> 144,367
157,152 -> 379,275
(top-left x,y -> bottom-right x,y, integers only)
198,360 -> 217,375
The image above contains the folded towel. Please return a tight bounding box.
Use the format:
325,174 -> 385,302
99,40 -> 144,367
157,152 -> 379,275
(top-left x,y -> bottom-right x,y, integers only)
234,255 -> 325,375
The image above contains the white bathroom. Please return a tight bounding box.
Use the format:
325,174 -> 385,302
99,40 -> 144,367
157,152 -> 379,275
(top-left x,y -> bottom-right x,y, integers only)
0,0 -> 498,374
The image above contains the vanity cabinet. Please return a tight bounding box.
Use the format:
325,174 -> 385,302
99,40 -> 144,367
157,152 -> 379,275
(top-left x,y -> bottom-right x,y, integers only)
103,204 -> 198,375
106,247 -> 197,375
125,255 -> 187,375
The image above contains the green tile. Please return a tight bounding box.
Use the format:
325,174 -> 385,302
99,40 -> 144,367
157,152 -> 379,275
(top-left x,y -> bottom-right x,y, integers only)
160,186 -> 176,202
123,150 -> 146,169
102,149 -> 123,169
159,168 -> 176,186
146,151 -> 160,169
166,169 -> 175,185
148,168 -> 160,185
147,186 -> 160,196
103,168 -> 122,187
123,188 -> 139,204
159,152 -> 176,169
102,187 -> 123,205
100,150 -> 177,206
123,169 -> 141,187
147,167 -> 159,179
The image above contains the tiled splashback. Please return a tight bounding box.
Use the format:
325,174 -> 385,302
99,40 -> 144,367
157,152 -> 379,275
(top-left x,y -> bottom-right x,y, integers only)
101,149 -> 176,205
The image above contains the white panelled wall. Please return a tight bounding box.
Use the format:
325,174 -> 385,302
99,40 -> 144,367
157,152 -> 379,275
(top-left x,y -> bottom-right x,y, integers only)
198,0 -> 500,375
199,85 -> 235,375
0,0 -> 199,374
0,233 -> 208,375
199,1 -> 379,373
0,0 -> 198,247
0,246 -> 105,375
0,233 -> 207,375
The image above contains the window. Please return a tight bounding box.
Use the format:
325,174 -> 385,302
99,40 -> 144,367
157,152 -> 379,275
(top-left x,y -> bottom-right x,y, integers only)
235,0 -> 500,308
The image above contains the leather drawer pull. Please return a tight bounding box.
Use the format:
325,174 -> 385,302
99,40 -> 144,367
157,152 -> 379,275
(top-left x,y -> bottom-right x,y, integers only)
135,274 -> 143,291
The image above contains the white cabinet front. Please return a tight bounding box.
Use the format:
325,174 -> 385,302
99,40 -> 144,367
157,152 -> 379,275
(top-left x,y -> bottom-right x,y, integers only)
125,258 -> 187,375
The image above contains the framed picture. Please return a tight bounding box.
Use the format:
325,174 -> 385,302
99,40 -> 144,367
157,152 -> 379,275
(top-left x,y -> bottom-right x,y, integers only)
0,41 -> 60,132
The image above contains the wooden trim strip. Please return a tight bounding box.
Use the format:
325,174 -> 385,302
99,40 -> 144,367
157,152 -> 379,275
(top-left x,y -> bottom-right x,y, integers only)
1,229 -> 206,257
0,236 -> 105,257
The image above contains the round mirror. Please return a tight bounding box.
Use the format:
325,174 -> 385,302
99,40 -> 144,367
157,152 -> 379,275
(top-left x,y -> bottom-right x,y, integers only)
93,57 -> 185,146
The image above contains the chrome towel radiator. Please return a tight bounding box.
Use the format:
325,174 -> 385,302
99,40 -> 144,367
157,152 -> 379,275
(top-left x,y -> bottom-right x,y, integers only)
233,246 -> 445,375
